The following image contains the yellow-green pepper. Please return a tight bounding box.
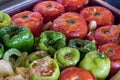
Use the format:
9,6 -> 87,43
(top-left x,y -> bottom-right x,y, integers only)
30,56 -> 60,80
79,51 -> 110,80
0,12 -> 12,28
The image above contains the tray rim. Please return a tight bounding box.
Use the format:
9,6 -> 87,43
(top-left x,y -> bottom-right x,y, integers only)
1,0 -> 120,23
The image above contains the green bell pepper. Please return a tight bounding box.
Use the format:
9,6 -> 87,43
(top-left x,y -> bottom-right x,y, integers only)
0,43 -> 4,59
38,30 -> 66,56
79,51 -> 110,80
25,51 -> 49,67
30,56 -> 60,80
0,26 -> 34,52
3,48 -> 28,69
54,47 -> 80,69
68,39 -> 97,61
0,12 -> 12,28
3,48 -> 22,61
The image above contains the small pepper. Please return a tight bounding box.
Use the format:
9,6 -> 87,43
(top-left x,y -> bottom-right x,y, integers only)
68,39 -> 97,60
25,51 -> 49,67
0,12 -> 12,28
54,47 -> 80,69
3,48 -> 28,69
38,30 -> 66,56
0,26 -> 34,52
3,48 -> 22,61
79,51 -> 110,80
30,56 -> 60,80
0,43 -> 4,59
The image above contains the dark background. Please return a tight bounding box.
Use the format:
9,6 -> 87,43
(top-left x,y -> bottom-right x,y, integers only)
0,0 -> 120,10
0,0 -> 120,11
104,0 -> 120,9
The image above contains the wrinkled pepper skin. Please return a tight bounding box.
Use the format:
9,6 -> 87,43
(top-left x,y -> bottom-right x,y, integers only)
30,57 -> 60,80
38,30 -> 66,56
0,43 -> 4,59
25,51 -> 49,67
68,39 -> 97,60
0,26 -> 34,52
0,12 -> 12,28
54,47 -> 80,69
79,51 -> 110,80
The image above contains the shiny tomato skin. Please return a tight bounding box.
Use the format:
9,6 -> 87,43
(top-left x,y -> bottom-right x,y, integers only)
33,1 -> 64,23
51,12 -> 88,40
109,60 -> 120,78
98,43 -> 120,79
12,11 -> 43,37
94,25 -> 119,45
80,6 -> 114,26
98,43 -> 120,61
57,0 -> 88,12
59,67 -> 96,80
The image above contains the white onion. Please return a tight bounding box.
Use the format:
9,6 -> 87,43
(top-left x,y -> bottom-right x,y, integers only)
0,60 -> 14,76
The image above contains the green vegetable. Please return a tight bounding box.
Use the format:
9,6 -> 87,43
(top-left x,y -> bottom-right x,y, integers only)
0,12 -> 12,28
54,47 -> 80,69
68,39 -> 97,60
30,56 -> 60,80
3,48 -> 28,69
13,52 -> 28,68
3,48 -> 22,61
79,51 -> 110,80
0,26 -> 34,52
0,43 -> 4,59
38,30 -> 66,56
25,51 -> 49,67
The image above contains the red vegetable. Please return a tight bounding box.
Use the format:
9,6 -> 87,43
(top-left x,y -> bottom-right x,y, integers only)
12,11 -> 43,37
51,12 -> 88,40
80,6 -> 114,26
59,67 -> 96,80
109,60 -> 120,79
98,43 -> 120,79
95,25 -> 119,45
33,1 -> 64,23
57,0 -> 88,12
98,43 -> 120,61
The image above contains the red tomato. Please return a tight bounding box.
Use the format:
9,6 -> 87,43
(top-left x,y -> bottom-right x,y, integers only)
12,11 -> 43,37
98,43 -> 120,61
57,0 -> 88,12
80,6 -> 114,26
94,25 -> 119,45
109,60 -> 120,79
59,67 -> 96,80
51,12 -> 88,40
33,1 -> 64,23
98,43 -> 120,79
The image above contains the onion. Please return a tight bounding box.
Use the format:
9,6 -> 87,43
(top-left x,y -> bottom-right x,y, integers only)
0,60 -> 14,76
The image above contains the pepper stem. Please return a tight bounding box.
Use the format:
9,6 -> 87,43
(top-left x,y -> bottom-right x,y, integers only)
98,52 -> 106,59
66,19 -> 75,24
93,8 -> 100,16
47,5 -> 52,9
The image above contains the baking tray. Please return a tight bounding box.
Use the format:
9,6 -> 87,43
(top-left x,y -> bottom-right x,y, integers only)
1,0 -> 120,25
104,0 -> 120,9
0,0 -> 120,79
0,0 -> 11,5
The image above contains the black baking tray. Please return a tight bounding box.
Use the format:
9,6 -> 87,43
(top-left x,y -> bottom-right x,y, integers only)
1,0 -> 120,24
104,0 -> 120,9
0,0 -> 11,5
